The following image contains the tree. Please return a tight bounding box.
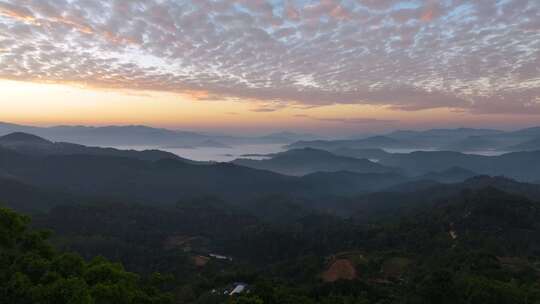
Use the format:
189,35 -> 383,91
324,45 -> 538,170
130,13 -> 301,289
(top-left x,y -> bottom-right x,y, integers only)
229,295 -> 264,304
0,207 -> 173,304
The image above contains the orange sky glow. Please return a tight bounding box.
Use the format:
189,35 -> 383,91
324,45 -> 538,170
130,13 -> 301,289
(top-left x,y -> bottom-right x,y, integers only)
2,79 -> 539,136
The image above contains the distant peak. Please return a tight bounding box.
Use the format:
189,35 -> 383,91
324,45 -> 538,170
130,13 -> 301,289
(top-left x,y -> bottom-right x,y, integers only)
0,132 -> 51,144
291,147 -> 330,154
463,175 -> 513,184
443,166 -> 476,174
0,121 -> 21,127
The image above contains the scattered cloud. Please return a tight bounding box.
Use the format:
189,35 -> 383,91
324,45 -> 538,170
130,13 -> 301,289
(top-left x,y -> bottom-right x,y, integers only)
0,0 -> 538,114
251,107 -> 279,112
294,114 -> 397,124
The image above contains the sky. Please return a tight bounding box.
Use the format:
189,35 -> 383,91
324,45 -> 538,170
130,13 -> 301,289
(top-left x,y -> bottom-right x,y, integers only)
0,0 -> 539,136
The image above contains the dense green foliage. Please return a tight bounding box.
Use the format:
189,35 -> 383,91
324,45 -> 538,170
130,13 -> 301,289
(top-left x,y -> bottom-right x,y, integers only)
13,186 -> 538,303
0,207 -> 173,304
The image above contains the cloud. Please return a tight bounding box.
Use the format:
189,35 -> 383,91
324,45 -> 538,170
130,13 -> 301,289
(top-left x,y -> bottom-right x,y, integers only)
0,0 -> 538,115
358,0 -> 400,11
0,2 -> 35,22
285,2 -> 300,21
251,107 -> 279,112
294,114 -> 397,124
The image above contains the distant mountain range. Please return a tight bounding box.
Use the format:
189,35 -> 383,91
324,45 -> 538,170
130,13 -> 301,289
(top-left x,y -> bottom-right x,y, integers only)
376,150 -> 540,181
233,148 -> 398,176
0,132 -> 405,209
387,128 -> 504,148
2,131 -> 540,214
237,146 -> 540,182
288,126 -> 540,153
0,121 -> 321,148
506,137 -> 540,151
288,136 -> 417,151
0,132 -> 194,163
4,122 -> 540,153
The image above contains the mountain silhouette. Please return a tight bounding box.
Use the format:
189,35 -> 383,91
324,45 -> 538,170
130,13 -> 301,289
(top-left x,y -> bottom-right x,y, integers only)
233,148 -> 398,176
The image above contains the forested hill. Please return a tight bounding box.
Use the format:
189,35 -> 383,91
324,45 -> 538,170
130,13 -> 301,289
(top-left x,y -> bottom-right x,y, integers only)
14,185 -> 540,303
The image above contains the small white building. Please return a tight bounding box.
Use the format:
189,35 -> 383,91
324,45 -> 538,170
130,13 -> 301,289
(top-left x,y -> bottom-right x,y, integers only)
229,283 -> 247,296
209,253 -> 233,261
